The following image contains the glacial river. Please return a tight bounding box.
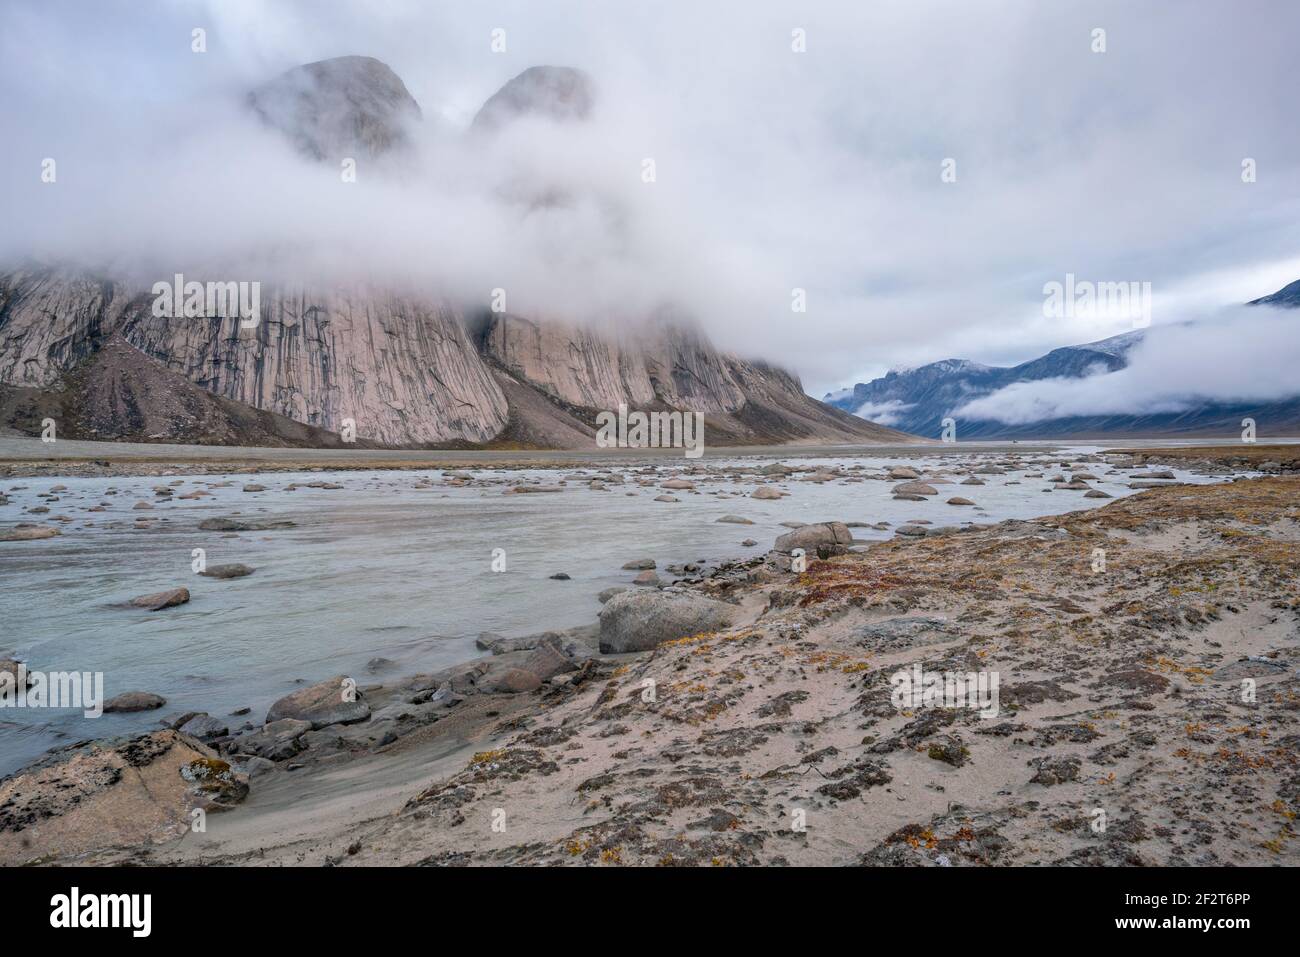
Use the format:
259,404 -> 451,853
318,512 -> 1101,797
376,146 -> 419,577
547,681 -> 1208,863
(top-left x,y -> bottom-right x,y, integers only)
0,447 -> 1236,776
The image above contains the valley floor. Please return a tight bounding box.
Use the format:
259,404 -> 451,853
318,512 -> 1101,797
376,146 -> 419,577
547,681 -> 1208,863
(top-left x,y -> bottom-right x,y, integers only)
4,434 -> 1296,480
11,469 -> 1296,866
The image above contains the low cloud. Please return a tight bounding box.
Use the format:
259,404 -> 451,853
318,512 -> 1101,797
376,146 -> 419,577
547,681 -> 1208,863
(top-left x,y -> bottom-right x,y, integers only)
2,0 -> 1299,393
952,305 -> 1300,424
853,399 -> 914,428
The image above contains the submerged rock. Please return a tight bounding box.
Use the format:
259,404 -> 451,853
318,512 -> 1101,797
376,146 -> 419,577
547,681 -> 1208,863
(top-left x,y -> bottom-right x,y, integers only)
0,658 -> 32,688
0,524 -> 60,542
199,563 -> 255,579
103,691 -> 167,713
892,481 -> 938,496
129,587 -> 190,611
198,517 -> 296,532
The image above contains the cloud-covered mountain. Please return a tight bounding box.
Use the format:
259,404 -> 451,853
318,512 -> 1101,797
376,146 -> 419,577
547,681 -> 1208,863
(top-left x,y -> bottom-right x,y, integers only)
826,284 -> 1300,439
0,56 -> 903,449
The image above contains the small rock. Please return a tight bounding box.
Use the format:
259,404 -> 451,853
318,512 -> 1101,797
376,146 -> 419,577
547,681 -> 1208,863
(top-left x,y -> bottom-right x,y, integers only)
0,658 -> 32,688
178,714 -> 230,739
129,587 -> 190,611
104,691 -> 167,713
199,563 -> 255,579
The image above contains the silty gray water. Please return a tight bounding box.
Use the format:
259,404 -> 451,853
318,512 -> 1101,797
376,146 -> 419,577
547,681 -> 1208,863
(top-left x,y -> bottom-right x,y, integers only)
0,447 -> 1236,776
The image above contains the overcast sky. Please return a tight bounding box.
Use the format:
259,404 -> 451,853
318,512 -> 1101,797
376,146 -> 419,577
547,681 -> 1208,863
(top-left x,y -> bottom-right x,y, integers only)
2,0 -> 1298,399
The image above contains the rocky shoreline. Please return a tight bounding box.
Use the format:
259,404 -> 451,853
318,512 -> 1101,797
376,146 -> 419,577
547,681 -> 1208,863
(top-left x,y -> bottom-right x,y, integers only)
2,450 -> 1298,865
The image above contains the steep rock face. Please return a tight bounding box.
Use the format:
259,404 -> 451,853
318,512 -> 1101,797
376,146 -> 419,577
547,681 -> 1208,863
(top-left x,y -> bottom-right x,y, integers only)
480,313 -> 752,415
0,270 -> 509,445
478,310 -> 903,445
119,284 -> 509,445
0,335 -> 369,447
471,66 -> 595,132
0,270 -> 115,386
636,321 -> 749,415
480,313 -> 655,410
247,55 -> 422,160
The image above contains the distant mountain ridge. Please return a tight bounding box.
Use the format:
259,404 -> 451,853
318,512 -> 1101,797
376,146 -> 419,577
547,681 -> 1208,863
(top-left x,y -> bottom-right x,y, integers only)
825,286 -> 1300,439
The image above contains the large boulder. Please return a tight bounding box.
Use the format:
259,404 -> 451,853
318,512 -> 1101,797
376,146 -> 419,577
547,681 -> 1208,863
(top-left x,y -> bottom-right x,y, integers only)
0,731 -> 247,865
598,591 -> 736,654
773,521 -> 853,557
265,675 -> 370,729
